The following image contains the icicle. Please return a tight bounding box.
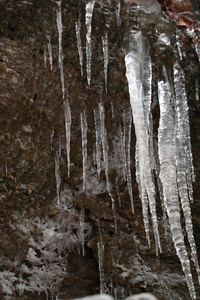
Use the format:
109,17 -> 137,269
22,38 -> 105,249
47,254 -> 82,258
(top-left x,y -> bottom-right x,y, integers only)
174,62 -> 200,284
108,192 -> 117,233
102,32 -> 108,93
80,110 -> 88,192
85,0 -> 95,87
99,103 -> 110,191
64,97 -> 71,177
117,124 -> 126,181
75,12 -> 83,76
125,32 -> 161,254
94,109 -> 102,180
123,109 -> 134,213
47,35 -> 53,70
80,207 -> 85,256
44,47 -> 47,68
158,74 -> 196,300
55,151 -> 61,206
97,220 -> 106,293
56,1 -> 65,98
195,79 -> 199,101
116,0 -> 121,26
116,185 -> 122,207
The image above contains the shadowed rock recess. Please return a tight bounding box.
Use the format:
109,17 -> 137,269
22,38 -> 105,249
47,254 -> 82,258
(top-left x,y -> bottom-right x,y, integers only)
0,0 -> 200,299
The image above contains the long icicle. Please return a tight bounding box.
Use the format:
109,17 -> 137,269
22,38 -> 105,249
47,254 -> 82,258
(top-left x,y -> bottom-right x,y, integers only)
102,32 -> 108,93
64,97 -> 71,178
80,110 -> 88,192
125,31 -> 161,253
174,61 -> 200,284
75,12 -> 83,76
158,73 -> 196,300
47,35 -> 53,70
94,108 -> 102,180
85,0 -> 95,87
56,1 -> 65,98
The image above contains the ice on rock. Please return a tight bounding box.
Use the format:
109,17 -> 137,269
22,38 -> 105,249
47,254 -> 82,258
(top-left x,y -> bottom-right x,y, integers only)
47,35 -> 53,70
75,12 -> 83,76
44,47 -> 47,68
97,221 -> 106,293
55,151 -> 61,206
123,109 -> 134,212
94,108 -> 102,180
79,208 -> 85,256
56,1 -> 65,98
85,0 -> 95,87
99,102 -> 110,191
64,97 -> 71,177
195,79 -> 199,101
108,192 -> 118,233
158,72 -> 196,300
174,62 -> 200,284
81,110 -> 88,192
102,32 -> 108,93
125,31 -> 161,254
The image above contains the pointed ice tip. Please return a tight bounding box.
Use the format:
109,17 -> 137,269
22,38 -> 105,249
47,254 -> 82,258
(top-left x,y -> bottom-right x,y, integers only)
55,1 -> 61,7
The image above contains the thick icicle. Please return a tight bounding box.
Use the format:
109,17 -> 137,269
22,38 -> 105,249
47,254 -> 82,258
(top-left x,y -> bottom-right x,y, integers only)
55,151 -> 61,206
158,75 -> 196,300
85,0 -> 95,87
64,98 -> 71,178
125,31 -> 161,253
99,103 -> 110,191
75,12 -> 83,76
174,62 -> 200,284
102,32 -> 108,93
80,110 -> 88,192
116,0 -> 121,26
94,108 -> 102,180
56,1 -> 65,98
47,35 -> 53,70
123,109 -> 134,213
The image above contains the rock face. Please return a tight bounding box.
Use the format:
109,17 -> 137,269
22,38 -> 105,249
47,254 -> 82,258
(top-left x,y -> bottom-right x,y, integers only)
0,0 -> 200,299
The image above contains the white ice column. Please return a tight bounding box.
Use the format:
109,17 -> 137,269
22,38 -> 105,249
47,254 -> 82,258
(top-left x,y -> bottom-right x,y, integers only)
64,98 -> 71,178
125,31 -> 161,253
75,12 -> 83,76
85,0 -> 95,87
102,32 -> 108,93
158,74 -> 196,300
174,62 -> 200,284
56,1 -> 65,98
81,110 -> 88,192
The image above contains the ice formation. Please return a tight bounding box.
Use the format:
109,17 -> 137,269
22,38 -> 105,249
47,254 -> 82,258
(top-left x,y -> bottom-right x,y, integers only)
56,1 -> 65,98
47,35 -> 53,70
97,221 -> 106,293
81,110 -> 88,192
94,108 -> 102,180
102,32 -> 108,93
55,151 -> 61,206
85,0 -> 95,87
125,31 -> 161,254
75,12 -> 83,76
99,102 -> 110,191
158,69 -> 196,299
64,98 -> 71,177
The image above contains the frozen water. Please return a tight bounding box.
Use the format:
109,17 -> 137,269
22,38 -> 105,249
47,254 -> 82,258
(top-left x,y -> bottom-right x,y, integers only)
81,110 -> 88,192
75,12 -> 83,76
64,98 -> 71,177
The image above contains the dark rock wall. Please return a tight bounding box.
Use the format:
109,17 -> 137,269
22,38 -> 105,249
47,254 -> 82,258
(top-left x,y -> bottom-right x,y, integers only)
0,0 -> 200,299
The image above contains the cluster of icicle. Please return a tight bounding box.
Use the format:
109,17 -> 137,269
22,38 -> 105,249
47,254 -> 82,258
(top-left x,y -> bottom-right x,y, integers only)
125,30 -> 199,300
52,1 -> 199,299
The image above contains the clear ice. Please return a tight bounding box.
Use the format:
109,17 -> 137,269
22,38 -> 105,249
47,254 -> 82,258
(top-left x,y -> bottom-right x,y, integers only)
47,35 -> 53,70
158,72 -> 196,300
102,32 -> 108,93
85,0 -> 95,87
125,31 -> 161,254
64,97 -> 71,178
81,110 -> 88,192
75,12 -> 83,76
56,1 -> 65,98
